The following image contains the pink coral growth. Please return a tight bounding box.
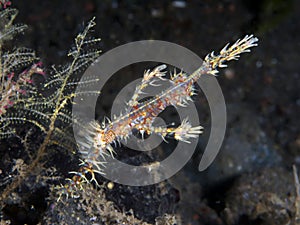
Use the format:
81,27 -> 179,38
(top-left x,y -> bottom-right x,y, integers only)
0,0 -> 11,9
0,62 -> 44,115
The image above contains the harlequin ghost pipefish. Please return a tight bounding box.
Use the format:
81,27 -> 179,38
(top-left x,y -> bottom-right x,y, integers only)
75,35 -> 258,182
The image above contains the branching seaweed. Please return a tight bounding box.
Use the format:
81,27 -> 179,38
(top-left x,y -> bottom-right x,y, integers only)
0,5 -> 101,208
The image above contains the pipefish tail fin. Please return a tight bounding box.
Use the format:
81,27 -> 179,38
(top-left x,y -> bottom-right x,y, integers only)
204,34 -> 258,75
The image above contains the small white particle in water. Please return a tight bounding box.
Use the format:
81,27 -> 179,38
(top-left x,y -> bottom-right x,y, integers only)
172,1 -> 186,8
237,165 -> 242,171
271,58 -> 278,65
225,68 -> 235,79
256,60 -> 263,68
151,8 -> 163,18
